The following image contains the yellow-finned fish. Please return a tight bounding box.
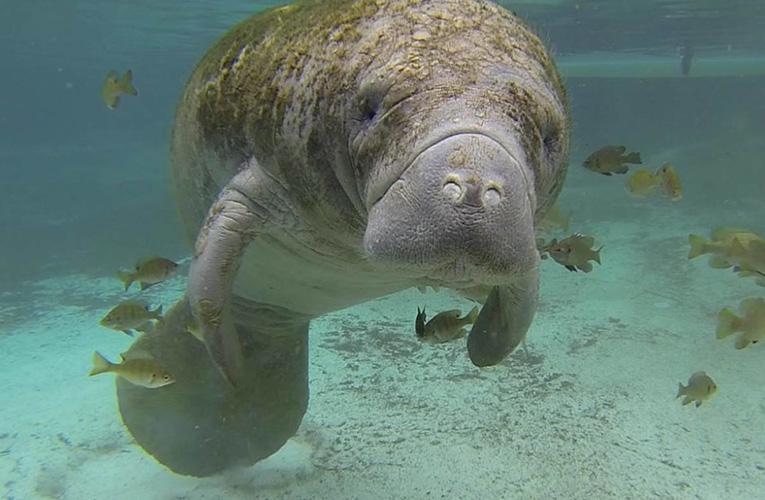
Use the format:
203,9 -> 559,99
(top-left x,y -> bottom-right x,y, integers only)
542,233 -> 602,273
583,145 -> 641,176
415,306 -> 479,344
624,168 -> 660,198
676,371 -> 717,407
101,69 -> 138,110
688,228 -> 765,268
655,163 -> 683,201
89,351 -> 175,388
99,301 -> 163,336
117,257 -> 178,291
727,238 -> 765,276
716,297 -> 765,349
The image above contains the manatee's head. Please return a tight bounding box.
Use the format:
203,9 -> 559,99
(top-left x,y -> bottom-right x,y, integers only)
346,3 -> 569,289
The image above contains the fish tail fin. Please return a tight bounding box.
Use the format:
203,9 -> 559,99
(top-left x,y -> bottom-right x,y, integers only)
466,306 -> 480,324
625,152 -> 641,164
90,351 -> 113,376
594,246 -> 603,264
121,69 -> 138,96
676,382 -> 686,399
716,308 -> 740,339
687,234 -> 707,259
116,270 -> 134,291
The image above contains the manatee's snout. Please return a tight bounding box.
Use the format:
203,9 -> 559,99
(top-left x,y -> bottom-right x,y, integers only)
364,133 -> 538,280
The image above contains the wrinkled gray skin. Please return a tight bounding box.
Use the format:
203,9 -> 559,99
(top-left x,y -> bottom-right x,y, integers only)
117,0 -> 569,476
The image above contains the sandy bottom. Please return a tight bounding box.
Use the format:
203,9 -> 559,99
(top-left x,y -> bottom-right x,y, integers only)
2,195 -> 765,499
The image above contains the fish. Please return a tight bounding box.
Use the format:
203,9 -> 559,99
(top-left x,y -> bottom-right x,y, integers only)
655,163 -> 683,201
716,297 -> 765,349
89,351 -> 175,388
726,238 -> 765,277
583,145 -> 641,176
676,371 -> 717,407
100,69 -> 138,110
415,307 -> 427,337
416,306 -> 479,344
536,203 -> 571,234
117,257 -> 178,291
624,168 -> 660,198
99,301 -> 163,336
542,233 -> 602,272
687,227 -> 764,265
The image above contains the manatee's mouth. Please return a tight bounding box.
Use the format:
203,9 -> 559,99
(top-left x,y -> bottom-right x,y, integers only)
365,128 -> 525,212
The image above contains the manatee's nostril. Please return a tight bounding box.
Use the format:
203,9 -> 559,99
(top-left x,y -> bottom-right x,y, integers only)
484,186 -> 502,207
442,180 -> 462,202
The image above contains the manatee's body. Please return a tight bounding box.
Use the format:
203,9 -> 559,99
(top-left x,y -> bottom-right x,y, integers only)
117,0 -> 569,476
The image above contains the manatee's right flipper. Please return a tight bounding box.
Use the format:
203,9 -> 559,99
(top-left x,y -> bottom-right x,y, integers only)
467,270 -> 539,367
188,165 -> 293,384
117,296 -> 310,476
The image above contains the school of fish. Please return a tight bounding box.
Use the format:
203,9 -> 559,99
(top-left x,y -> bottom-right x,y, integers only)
90,255 -> 179,388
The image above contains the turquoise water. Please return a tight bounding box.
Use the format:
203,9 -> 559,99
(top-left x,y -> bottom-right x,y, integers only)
1,1 -> 764,498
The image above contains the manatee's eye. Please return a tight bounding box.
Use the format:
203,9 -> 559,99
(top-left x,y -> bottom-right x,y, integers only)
542,126 -> 560,156
361,98 -> 379,122
356,80 -> 387,124
537,108 -> 562,158
163,374 -> 171,381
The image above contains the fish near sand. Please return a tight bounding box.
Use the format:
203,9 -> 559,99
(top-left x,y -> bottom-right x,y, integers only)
101,69 -> 138,110
416,306 -> 479,344
676,371 -> 717,407
100,301 -> 163,336
716,297 -> 765,349
543,234 -> 602,272
90,351 -> 175,388
624,168 -> 660,198
583,146 -> 641,176
117,257 -> 179,291
415,307 -> 427,337
688,228 -> 765,268
727,238 -> 765,277
655,163 -> 683,201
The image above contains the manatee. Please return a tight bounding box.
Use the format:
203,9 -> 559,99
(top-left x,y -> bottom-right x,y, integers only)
116,0 -> 570,476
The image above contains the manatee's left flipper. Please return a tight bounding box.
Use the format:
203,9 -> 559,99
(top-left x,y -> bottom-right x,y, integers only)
188,165 -> 289,384
467,270 -> 539,367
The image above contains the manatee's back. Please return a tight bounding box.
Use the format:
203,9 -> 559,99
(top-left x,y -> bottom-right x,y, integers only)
169,0 -> 370,245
